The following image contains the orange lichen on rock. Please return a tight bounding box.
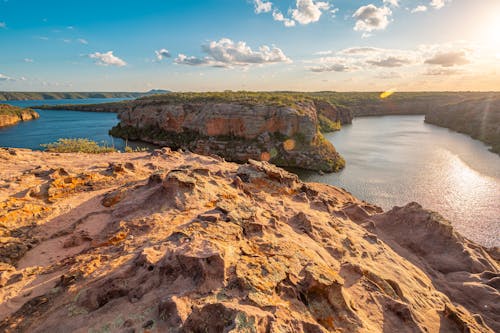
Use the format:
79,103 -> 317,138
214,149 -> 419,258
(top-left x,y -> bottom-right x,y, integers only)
0,148 -> 498,333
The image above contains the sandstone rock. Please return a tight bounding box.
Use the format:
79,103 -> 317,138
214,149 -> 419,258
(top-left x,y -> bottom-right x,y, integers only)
108,96 -> 345,172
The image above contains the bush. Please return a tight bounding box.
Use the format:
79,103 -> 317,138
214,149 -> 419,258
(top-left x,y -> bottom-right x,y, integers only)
41,138 -> 117,153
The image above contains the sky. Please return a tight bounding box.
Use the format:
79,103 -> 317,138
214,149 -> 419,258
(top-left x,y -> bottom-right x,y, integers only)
0,0 -> 499,92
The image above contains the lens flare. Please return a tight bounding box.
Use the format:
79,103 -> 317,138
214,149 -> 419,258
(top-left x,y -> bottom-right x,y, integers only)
283,139 -> 296,151
380,89 -> 396,99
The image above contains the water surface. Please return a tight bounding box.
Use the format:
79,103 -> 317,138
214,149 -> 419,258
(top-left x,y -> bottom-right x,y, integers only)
299,116 -> 500,247
0,98 -> 151,151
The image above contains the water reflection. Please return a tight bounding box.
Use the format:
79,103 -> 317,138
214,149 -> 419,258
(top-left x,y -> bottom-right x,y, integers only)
298,116 -> 500,247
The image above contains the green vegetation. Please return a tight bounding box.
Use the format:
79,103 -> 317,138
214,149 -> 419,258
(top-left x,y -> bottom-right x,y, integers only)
0,104 -> 37,117
318,114 -> 342,132
41,138 -> 117,153
138,91 -> 317,108
0,90 -> 169,101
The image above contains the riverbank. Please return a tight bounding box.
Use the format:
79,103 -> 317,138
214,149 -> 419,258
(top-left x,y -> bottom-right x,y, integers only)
425,96 -> 500,155
0,148 -> 498,332
0,105 -> 39,128
0,90 -> 169,101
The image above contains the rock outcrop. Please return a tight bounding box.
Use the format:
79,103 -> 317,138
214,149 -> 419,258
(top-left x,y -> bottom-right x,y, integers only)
425,97 -> 500,154
0,148 -> 498,332
0,105 -> 39,128
108,93 -> 345,172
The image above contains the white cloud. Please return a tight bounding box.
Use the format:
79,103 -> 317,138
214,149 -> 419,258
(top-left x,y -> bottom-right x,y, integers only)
291,0 -> 330,25
155,48 -> 171,61
308,57 -> 361,72
89,51 -> 127,67
175,38 -> 291,68
308,46 -> 419,73
340,47 -> 384,55
0,22 -> 5,29
24,58 -> 34,63
367,56 -> 411,67
424,50 -> 470,67
175,54 -> 213,66
411,6 -> 428,13
383,0 -> 399,7
273,10 -> 296,27
254,0 -> 272,14
353,5 -> 392,33
430,0 -> 451,10
0,74 -> 13,81
77,38 -> 88,44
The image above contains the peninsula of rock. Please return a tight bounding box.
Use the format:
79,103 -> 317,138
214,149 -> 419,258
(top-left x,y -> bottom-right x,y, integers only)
0,105 -> 39,128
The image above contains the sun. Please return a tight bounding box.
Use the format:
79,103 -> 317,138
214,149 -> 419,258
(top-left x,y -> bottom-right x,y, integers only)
480,12 -> 500,56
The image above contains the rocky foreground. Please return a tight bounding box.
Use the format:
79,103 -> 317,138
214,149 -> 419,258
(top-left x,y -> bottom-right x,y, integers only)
0,105 -> 39,128
0,148 -> 498,332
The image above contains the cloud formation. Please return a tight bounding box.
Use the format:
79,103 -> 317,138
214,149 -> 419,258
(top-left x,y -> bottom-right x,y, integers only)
383,0 -> 399,7
308,57 -> 361,72
253,0 -> 272,14
291,0 -> 330,25
0,22 -> 5,29
77,38 -> 88,44
424,51 -> 470,67
430,0 -> 451,10
0,74 -> 13,81
367,56 -> 411,67
411,6 -> 428,13
175,38 -> 291,68
89,51 -> 127,67
24,58 -> 34,63
252,0 -> 332,27
353,5 -> 392,33
272,10 -> 296,27
155,49 -> 171,61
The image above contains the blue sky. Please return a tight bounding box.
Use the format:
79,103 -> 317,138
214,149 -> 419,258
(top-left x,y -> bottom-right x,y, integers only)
0,0 -> 499,91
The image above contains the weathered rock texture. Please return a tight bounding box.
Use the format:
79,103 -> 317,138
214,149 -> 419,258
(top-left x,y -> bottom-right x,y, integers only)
0,148 -> 498,332
0,105 -> 39,128
425,97 -> 500,154
109,97 -> 345,172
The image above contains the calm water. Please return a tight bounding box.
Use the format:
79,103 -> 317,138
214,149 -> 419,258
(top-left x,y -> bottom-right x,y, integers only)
299,116 -> 500,247
0,98 -> 151,151
1,103 -> 498,247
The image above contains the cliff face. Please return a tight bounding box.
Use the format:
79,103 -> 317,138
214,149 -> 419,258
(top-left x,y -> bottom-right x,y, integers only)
0,148 -> 498,332
0,105 -> 39,128
425,97 -> 500,154
110,99 -> 345,172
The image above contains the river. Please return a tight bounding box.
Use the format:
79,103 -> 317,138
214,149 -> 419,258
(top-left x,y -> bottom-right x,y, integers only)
0,101 -> 498,247
0,98 -> 151,151
298,115 -> 500,247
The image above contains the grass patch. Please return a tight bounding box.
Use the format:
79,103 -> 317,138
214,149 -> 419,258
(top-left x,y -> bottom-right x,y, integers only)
41,138 -> 117,153
318,114 -> 341,132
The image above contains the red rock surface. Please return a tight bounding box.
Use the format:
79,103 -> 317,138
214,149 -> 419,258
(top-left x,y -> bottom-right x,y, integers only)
0,148 -> 498,332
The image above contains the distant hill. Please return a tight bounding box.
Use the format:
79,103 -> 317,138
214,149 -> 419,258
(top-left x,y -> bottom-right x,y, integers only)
0,90 -> 170,101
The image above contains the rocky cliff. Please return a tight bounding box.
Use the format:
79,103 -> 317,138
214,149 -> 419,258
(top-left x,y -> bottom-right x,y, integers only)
0,105 -> 39,128
108,93 -> 345,172
425,97 -> 500,154
0,148 -> 498,332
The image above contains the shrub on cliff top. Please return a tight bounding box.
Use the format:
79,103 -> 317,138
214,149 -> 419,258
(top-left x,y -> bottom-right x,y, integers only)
137,91 -> 316,108
0,104 -> 36,117
41,138 -> 117,153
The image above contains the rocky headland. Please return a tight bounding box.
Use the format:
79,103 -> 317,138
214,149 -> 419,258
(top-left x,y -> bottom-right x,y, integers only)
0,148 -> 498,332
425,96 -> 500,154
0,105 -> 39,128
107,93 -> 345,172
